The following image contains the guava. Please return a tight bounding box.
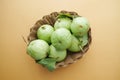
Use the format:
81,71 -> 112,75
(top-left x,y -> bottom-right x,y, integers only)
54,18 -> 72,30
51,28 -> 72,50
37,24 -> 54,43
68,35 -> 81,52
79,33 -> 88,47
70,17 -> 89,37
49,45 -> 67,62
27,40 -> 49,60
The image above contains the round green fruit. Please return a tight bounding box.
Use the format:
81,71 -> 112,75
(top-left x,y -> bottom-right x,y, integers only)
68,35 -> 81,52
79,33 -> 88,47
51,28 -> 72,50
27,40 -> 49,60
54,18 -> 72,30
49,45 -> 67,62
37,24 -> 54,43
70,17 -> 89,37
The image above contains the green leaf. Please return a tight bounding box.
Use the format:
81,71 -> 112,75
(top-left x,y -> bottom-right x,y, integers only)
37,58 -> 56,71
57,13 -> 73,20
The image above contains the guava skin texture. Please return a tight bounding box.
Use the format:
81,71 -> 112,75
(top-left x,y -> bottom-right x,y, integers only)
51,28 -> 72,50
54,18 -> 72,30
49,45 -> 67,62
68,35 -> 81,52
37,24 -> 54,44
70,17 -> 89,37
27,40 -> 49,60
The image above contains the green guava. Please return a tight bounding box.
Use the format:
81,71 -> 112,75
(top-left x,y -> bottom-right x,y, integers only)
49,45 -> 67,62
68,35 -> 81,52
51,28 -> 72,50
79,33 -> 89,47
37,24 -> 54,43
54,18 -> 72,30
70,17 -> 89,37
27,40 -> 49,60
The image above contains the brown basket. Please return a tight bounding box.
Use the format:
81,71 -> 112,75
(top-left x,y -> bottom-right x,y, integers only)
27,10 -> 92,68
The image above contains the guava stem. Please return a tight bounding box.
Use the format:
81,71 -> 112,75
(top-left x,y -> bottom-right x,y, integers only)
79,46 -> 84,53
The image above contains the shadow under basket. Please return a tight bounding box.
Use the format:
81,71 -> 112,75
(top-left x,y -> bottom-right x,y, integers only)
27,10 -> 92,69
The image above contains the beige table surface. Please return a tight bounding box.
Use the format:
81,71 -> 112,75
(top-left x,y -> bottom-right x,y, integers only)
0,0 -> 120,80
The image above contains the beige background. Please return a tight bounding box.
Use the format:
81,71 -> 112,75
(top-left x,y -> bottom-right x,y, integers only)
0,0 -> 120,80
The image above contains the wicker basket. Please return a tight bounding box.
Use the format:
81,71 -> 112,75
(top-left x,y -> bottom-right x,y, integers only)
27,10 -> 92,69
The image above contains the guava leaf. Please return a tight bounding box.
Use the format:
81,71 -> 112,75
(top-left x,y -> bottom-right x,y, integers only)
57,13 -> 73,20
37,58 -> 56,71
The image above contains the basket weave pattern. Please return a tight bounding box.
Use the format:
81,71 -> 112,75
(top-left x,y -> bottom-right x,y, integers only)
27,10 -> 92,68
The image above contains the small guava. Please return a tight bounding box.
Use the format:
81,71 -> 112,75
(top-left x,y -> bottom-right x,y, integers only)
68,35 -> 81,52
51,28 -> 72,50
70,17 -> 89,37
49,45 -> 67,62
54,18 -> 72,30
27,40 -> 49,60
37,24 -> 54,43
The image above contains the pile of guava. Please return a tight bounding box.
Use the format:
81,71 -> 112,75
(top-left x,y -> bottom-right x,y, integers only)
27,13 -> 90,71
